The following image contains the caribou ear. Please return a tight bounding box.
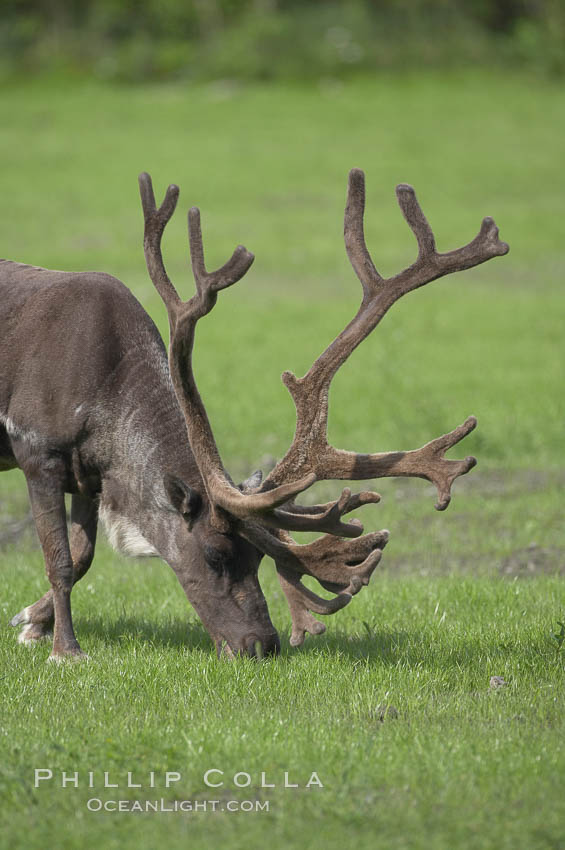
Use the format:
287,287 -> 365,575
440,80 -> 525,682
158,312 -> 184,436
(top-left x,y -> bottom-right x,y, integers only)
165,475 -> 202,529
238,469 -> 263,493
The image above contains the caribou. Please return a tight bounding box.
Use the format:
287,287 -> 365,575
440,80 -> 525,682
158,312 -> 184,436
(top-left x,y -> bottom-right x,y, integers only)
1,169 -> 508,659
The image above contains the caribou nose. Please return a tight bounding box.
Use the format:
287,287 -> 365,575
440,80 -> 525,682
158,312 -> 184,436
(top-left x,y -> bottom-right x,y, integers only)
217,632 -> 281,659
244,632 -> 280,659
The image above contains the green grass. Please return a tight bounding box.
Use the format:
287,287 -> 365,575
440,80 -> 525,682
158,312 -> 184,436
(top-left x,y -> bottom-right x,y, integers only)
2,553 -> 565,850
0,70 -> 564,849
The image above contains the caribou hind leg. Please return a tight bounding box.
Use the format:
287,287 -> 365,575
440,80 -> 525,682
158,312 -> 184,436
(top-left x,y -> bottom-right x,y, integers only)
11,493 -> 98,648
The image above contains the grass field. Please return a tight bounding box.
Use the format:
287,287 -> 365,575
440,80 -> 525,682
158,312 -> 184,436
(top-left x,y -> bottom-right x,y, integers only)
0,70 -> 564,849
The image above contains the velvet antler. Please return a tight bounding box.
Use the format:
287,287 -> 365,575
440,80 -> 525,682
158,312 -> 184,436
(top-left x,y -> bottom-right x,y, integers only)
139,169 -> 508,646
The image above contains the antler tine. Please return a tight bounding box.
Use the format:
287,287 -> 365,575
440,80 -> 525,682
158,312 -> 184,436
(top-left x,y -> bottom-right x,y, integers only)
139,172 -> 181,317
263,488 -> 382,538
240,521 -> 387,647
395,183 -> 436,259
241,522 -> 388,596
393,183 -> 509,293
188,206 -> 255,297
276,568 -> 356,648
344,168 -> 383,296
317,414 -> 479,512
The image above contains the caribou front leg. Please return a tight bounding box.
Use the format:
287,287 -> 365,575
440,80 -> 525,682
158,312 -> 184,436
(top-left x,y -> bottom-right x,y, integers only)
13,470 -> 85,659
11,494 -> 98,647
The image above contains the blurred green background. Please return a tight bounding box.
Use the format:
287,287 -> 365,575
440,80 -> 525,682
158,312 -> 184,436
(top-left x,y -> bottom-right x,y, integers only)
2,0 -> 565,82
1,4 -> 565,850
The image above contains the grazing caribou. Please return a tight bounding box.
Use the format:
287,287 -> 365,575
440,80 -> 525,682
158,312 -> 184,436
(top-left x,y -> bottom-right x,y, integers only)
2,169 -> 508,659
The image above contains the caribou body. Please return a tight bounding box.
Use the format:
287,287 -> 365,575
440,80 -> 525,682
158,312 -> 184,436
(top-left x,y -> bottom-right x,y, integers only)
1,260 -> 276,657
1,171 -> 508,660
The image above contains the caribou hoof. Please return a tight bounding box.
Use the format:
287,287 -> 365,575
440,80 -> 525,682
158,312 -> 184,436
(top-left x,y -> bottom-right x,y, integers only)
11,606 -> 54,645
10,605 -> 31,627
47,649 -> 89,663
18,623 -> 54,645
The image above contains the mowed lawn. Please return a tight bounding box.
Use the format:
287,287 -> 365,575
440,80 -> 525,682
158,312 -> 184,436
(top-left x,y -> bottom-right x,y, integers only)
0,71 -> 564,850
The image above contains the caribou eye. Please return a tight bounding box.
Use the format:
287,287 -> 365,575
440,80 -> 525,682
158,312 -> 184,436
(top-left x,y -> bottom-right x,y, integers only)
202,538 -> 240,574
203,543 -> 225,572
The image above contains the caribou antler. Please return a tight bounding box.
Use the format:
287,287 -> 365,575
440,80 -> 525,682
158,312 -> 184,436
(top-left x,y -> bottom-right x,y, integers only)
139,169 -> 508,648
139,173 -> 316,532
262,170 -> 508,507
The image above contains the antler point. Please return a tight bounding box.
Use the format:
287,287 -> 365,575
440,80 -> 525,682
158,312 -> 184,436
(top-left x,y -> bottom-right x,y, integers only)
281,370 -> 298,389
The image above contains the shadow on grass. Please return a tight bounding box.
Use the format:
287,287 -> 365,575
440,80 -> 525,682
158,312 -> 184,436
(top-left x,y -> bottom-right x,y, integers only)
75,614 -> 214,653
291,627 -> 546,672
71,614 -> 531,671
